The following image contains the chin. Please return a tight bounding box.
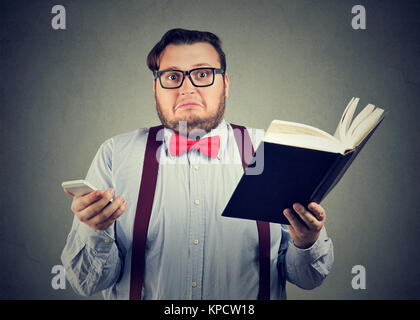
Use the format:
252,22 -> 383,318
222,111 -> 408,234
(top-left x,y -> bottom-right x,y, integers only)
164,115 -> 220,135
175,113 -> 203,123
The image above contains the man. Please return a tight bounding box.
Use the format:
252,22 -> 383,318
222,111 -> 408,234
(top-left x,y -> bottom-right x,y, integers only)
61,28 -> 333,299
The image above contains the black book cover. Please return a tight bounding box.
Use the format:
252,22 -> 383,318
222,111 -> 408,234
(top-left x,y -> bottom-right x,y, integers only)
221,116 -> 385,224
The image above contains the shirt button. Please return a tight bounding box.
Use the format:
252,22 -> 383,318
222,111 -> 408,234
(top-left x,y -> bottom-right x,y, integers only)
192,281 -> 197,287
193,239 -> 199,245
194,199 -> 200,205
194,165 -> 199,170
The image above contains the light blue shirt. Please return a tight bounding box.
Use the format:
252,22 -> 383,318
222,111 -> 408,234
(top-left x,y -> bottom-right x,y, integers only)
61,119 -> 334,299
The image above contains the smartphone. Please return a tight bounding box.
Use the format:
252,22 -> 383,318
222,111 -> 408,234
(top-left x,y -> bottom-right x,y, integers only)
61,179 -> 98,196
62,179 -> 113,202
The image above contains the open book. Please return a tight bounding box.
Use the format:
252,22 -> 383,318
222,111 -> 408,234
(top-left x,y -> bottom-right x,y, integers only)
222,97 -> 386,224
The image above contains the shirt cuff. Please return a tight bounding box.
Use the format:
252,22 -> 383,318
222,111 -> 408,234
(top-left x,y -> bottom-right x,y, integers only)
75,222 -> 116,252
288,234 -> 330,265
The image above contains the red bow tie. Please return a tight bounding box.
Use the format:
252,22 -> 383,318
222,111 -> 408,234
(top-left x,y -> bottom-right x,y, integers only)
169,133 -> 220,158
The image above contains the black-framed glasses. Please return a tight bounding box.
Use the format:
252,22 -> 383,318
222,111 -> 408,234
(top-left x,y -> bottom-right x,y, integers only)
154,67 -> 225,89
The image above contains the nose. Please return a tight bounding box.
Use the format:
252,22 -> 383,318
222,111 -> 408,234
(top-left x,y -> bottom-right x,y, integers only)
179,74 -> 197,95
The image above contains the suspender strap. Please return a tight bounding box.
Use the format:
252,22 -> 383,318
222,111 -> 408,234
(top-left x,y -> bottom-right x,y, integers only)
230,123 -> 271,300
129,125 -> 163,300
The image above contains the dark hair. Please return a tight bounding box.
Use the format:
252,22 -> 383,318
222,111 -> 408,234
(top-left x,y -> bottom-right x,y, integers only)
146,28 -> 226,73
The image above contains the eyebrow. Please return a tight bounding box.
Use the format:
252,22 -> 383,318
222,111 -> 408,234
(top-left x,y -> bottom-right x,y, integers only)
163,63 -> 213,70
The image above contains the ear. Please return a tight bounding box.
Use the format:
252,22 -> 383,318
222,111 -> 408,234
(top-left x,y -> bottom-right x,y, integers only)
224,73 -> 230,98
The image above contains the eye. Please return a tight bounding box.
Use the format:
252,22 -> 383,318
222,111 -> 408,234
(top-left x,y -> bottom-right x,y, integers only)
167,73 -> 179,81
198,71 -> 209,78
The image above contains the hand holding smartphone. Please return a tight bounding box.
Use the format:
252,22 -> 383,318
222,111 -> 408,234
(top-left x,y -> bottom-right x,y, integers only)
61,179 -> 126,231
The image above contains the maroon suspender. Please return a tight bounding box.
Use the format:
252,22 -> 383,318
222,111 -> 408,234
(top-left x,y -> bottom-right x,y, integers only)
129,124 -> 271,300
129,125 -> 163,300
230,124 -> 271,301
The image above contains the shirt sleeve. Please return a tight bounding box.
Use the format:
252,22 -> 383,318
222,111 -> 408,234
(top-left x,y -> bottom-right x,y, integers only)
61,138 -> 123,297
277,225 -> 334,290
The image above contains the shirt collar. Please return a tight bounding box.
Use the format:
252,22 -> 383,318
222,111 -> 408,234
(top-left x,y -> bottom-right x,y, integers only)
162,119 -> 229,160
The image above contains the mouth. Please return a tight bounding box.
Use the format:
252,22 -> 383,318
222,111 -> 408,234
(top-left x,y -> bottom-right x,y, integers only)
175,102 -> 203,111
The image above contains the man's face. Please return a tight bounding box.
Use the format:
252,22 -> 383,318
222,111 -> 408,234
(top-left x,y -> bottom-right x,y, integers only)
153,42 -> 230,136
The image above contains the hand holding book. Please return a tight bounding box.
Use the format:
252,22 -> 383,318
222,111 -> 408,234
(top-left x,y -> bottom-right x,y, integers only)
283,202 -> 326,249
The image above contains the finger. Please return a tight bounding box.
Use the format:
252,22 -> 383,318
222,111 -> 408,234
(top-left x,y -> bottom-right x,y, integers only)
283,208 -> 307,234
293,203 -> 322,231
282,210 -> 296,235
95,199 -> 127,230
72,189 -> 104,212
285,222 -> 296,236
89,195 -> 125,226
76,189 -> 114,221
308,202 -> 326,222
64,189 -> 75,197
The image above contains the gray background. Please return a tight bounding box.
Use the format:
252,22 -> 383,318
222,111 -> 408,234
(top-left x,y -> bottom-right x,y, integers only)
1,0 -> 419,299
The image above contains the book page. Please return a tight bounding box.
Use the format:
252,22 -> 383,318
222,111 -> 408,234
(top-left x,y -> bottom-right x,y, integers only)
265,120 -> 337,142
350,107 -> 384,147
347,103 -> 376,137
334,97 -> 354,139
264,133 -> 344,153
334,97 -> 358,141
264,118 -> 345,153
